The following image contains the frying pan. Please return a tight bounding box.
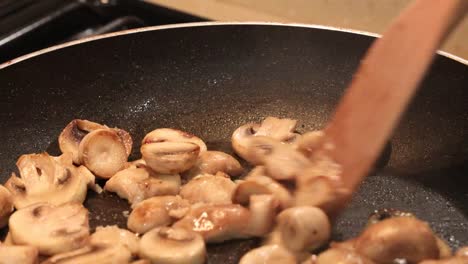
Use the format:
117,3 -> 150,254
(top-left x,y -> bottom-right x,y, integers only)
0,22 -> 467,262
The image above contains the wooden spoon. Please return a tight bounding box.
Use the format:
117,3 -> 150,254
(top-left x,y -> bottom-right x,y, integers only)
322,0 -> 468,205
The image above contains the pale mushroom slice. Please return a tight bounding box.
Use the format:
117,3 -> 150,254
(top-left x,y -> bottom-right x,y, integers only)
90,225 -> 139,256
179,173 -> 236,205
127,195 -> 190,234
246,136 -> 311,180
234,172 -> 292,209
59,119 -> 133,164
141,128 -> 207,174
239,245 -> 297,264
5,153 -> 97,209
141,141 -> 200,174
182,151 -> 243,181
79,129 -> 129,179
232,117 -> 300,164
41,243 -> 132,264
354,217 -> 439,263
139,227 -> 206,264
245,194 -> 279,237
0,185 -> 13,228
104,167 -> 181,205
9,202 -> 89,255
0,245 -> 39,264
276,206 -> 331,252
316,248 -> 375,264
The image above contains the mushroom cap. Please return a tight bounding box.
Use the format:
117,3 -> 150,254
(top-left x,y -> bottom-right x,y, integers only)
9,202 -> 89,255
183,150 -> 243,181
127,195 -> 190,234
355,217 -> 439,263
180,173 -> 236,205
90,225 -> 139,255
104,167 -> 181,205
277,206 -> 331,252
142,128 -> 207,151
231,117 -> 299,165
41,243 -> 132,264
0,245 -> 39,264
139,227 -> 206,264
58,119 -> 106,164
239,245 -> 296,264
5,153 -> 94,209
173,204 -> 251,243
141,141 -> 200,174
79,129 -> 128,179
0,185 -> 13,228
316,248 -> 375,264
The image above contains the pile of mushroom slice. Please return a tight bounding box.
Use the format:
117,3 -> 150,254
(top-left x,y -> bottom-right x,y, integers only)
0,117 -> 466,264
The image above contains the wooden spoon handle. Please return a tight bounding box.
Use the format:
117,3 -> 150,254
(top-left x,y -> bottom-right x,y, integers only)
323,0 -> 468,193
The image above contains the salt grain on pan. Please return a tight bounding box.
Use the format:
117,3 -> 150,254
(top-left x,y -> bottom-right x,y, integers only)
122,210 -> 130,218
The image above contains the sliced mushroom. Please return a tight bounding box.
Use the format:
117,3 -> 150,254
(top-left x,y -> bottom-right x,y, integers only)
239,245 -> 296,264
42,243 -> 132,264
246,136 -> 311,180
232,117 -> 300,164
9,202 -> 89,255
277,206 -> 331,252
139,227 -> 206,264
456,247 -> 468,257
5,153 -> 96,209
245,194 -> 279,237
0,185 -> 13,228
183,150 -> 243,181
316,248 -> 375,264
354,217 -> 439,263
79,129 -> 129,179
104,167 -> 181,205
90,225 -> 139,256
234,173 -> 292,209
294,163 -> 349,216
0,245 -> 38,264
173,204 -> 251,243
127,195 -> 190,234
296,130 -> 325,159
180,173 -> 236,205
141,128 -> 206,174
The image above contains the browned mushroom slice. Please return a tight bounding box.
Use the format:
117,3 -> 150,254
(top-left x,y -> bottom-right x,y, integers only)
9,202 -> 89,255
179,173 -> 236,205
0,245 -> 39,264
183,151 -> 243,181
0,185 -> 13,228
78,129 -> 128,179
233,172 -> 292,209
232,117 -> 300,164
276,206 -> 331,252
139,227 -> 206,264
42,243 -> 132,264
354,217 -> 439,263
246,136 -> 311,180
174,194 -> 278,243
127,195 -> 190,234
173,204 -> 251,243
90,225 -> 139,256
104,167 -> 180,205
141,141 -> 200,174
5,153 -> 97,209
316,248 -> 375,264
59,119 -> 106,164
239,245 -> 296,264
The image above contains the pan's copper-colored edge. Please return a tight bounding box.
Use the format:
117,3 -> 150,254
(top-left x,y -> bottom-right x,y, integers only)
0,21 -> 466,69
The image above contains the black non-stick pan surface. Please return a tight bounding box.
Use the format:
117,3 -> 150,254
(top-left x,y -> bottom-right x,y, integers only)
0,23 -> 467,262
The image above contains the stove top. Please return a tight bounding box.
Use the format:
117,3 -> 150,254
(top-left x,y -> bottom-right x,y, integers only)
0,0 -> 206,63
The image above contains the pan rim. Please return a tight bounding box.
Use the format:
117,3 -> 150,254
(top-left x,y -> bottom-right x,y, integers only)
0,21 -> 467,69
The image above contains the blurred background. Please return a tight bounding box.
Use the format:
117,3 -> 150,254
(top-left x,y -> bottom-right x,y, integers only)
1,0 -> 467,64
